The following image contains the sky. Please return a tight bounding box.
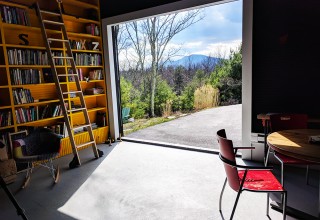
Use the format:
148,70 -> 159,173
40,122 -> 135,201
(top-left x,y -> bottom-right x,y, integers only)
170,0 -> 243,59
118,0 -> 242,66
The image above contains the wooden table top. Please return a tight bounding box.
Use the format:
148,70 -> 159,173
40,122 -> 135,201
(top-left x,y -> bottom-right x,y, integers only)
257,113 -> 320,123
267,129 -> 320,163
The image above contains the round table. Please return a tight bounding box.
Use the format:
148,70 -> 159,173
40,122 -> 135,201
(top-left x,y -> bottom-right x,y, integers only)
267,129 -> 320,163
267,129 -> 320,218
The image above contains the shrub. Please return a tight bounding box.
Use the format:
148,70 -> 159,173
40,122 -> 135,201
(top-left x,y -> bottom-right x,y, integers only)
194,84 -> 219,110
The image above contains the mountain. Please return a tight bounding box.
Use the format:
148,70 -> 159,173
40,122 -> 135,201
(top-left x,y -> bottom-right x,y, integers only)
166,54 -> 221,67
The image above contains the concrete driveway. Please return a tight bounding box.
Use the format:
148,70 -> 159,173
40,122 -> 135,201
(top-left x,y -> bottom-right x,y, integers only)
126,104 -> 242,150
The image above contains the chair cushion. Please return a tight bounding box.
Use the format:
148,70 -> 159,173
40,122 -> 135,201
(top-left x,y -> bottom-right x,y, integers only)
274,152 -> 312,164
238,170 -> 283,191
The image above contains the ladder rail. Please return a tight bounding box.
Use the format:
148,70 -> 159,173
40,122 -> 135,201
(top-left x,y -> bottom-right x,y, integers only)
57,2 -> 99,158
34,1 -> 101,167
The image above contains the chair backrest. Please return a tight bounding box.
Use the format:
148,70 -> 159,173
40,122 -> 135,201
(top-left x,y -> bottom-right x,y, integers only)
269,113 -> 308,132
122,107 -> 130,118
217,129 -> 240,192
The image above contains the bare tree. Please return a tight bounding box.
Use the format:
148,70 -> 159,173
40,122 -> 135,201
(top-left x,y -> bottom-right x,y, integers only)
122,10 -> 203,117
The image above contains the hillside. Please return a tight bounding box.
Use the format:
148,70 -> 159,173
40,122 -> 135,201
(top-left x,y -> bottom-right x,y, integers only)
167,54 -> 221,67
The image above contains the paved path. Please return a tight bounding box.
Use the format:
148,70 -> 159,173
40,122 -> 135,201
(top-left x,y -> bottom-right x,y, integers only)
127,104 -> 242,149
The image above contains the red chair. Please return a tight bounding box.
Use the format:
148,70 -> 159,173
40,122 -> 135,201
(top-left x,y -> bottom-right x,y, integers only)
266,113 -> 311,185
217,129 -> 287,220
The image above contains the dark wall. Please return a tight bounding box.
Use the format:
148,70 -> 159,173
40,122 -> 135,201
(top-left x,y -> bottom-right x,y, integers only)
100,0 -> 181,18
252,0 -> 320,133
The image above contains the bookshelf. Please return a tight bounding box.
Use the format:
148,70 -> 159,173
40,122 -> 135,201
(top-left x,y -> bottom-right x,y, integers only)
0,0 -> 108,158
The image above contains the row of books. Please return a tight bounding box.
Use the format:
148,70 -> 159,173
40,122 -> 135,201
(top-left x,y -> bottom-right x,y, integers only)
0,5 -> 30,26
89,70 -> 103,80
15,104 -> 63,124
0,111 -> 12,127
45,123 -> 68,137
13,88 -> 34,105
69,40 -> 100,51
72,53 -> 102,66
7,49 -> 49,65
85,23 -> 100,36
10,69 -> 41,85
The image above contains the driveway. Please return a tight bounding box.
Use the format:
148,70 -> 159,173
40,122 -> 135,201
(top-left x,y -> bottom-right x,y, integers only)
126,104 -> 242,149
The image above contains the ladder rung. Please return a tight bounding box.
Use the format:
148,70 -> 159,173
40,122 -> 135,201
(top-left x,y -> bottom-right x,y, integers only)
53,56 -> 73,59
48,38 -> 68,42
63,91 -> 82,95
43,20 -> 64,25
68,108 -> 86,113
73,124 -> 91,130
76,141 -> 95,149
40,10 -> 60,16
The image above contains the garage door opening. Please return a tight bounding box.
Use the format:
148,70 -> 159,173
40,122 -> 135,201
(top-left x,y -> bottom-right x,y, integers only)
114,0 -> 242,150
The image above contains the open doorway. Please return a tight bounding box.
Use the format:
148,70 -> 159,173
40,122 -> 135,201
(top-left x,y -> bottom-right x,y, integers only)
114,0 -> 242,150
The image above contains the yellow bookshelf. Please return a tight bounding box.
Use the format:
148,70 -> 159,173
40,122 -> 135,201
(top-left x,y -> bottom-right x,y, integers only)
0,0 -> 108,157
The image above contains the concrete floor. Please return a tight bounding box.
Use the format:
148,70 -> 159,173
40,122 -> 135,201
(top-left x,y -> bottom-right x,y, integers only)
126,104 -> 242,150
0,142 -> 318,220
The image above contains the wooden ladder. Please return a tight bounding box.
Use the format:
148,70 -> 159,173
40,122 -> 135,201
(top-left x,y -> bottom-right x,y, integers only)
34,1 -> 103,168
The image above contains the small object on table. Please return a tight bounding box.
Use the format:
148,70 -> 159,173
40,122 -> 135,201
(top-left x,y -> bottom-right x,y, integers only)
309,135 -> 320,144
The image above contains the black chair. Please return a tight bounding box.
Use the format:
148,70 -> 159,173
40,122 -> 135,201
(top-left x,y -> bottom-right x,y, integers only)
13,128 -> 62,188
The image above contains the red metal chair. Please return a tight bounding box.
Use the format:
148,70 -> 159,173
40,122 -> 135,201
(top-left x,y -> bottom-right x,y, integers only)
266,113 -> 311,185
217,129 -> 287,220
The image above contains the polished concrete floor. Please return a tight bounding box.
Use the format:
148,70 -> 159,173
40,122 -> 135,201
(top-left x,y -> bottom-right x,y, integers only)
0,141 -> 318,220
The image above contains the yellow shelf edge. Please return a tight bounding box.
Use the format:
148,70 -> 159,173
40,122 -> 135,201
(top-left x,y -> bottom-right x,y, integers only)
0,105 -> 12,110
8,65 -> 64,68
0,125 -> 14,130
72,49 -> 102,53
0,85 -> 9,88
16,116 -> 64,126
63,14 -> 99,25
67,32 -> 101,39
11,83 -> 56,87
5,44 -> 64,51
0,1 -> 28,9
63,0 -> 99,10
14,99 -> 60,108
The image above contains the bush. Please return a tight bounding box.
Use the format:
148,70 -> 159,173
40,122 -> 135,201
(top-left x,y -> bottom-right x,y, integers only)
194,84 -> 219,110
154,79 -> 176,116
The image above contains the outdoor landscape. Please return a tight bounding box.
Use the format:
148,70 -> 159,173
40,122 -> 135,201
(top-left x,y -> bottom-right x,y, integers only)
116,2 -> 242,133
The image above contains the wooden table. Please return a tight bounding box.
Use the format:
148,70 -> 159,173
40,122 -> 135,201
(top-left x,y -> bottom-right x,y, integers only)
267,129 -> 320,219
257,114 -> 320,163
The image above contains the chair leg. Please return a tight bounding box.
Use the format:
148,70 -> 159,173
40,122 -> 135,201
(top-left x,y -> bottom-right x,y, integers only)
219,177 -> 227,212
266,193 -> 269,217
280,162 -> 284,186
230,190 -> 242,220
265,146 -> 271,166
22,162 -> 33,189
282,191 -> 287,220
306,165 -> 309,185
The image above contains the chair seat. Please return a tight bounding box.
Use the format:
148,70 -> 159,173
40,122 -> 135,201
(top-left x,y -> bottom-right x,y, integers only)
274,152 -> 312,164
238,170 -> 283,191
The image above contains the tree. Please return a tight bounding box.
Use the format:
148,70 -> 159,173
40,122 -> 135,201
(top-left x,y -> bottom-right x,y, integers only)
210,44 -> 242,105
121,10 -> 203,117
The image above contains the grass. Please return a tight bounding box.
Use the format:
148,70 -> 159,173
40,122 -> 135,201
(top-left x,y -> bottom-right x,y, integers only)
123,117 -> 175,136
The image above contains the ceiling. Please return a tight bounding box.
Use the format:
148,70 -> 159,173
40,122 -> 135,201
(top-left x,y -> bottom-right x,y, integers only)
99,0 -> 181,18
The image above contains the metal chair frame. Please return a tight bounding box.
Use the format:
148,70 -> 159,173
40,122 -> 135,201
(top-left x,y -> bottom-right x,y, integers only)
219,154 -> 287,220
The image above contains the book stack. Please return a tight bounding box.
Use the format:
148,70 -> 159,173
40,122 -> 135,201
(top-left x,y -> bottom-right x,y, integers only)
15,106 -> 38,124
89,69 -> 102,80
72,53 -> 102,66
45,122 -> 67,137
67,68 -> 83,81
12,88 -> 34,105
0,111 -> 12,126
85,23 -> 99,36
10,69 -> 41,85
0,5 -> 30,26
7,49 -> 48,65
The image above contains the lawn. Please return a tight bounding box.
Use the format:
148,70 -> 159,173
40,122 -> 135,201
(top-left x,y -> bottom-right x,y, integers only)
123,117 -> 175,136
